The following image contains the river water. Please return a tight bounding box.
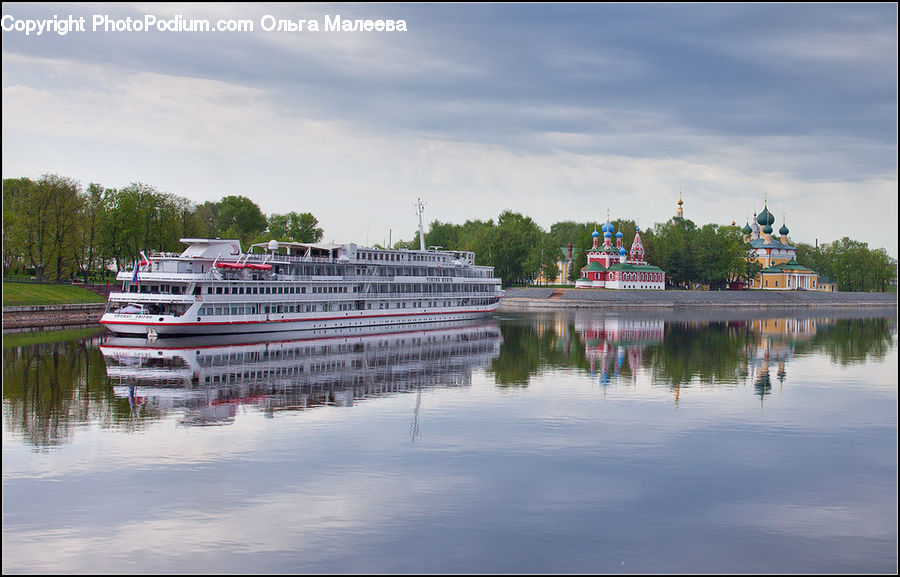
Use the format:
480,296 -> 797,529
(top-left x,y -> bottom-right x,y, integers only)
2,308 -> 897,574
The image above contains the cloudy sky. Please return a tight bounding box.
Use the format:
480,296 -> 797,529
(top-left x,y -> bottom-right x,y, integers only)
2,3 -> 897,255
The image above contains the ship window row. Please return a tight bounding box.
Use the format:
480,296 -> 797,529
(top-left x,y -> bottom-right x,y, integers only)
358,251 -> 447,263
196,297 -> 498,317
222,263 -> 488,279
199,302 -> 360,316
201,283 -> 496,296
127,284 -> 185,294
352,266 -> 469,277
365,284 -> 498,294
205,285 -> 356,295
198,343 -> 359,366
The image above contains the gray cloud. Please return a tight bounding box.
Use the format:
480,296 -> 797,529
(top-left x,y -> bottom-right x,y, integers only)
2,2 -> 896,253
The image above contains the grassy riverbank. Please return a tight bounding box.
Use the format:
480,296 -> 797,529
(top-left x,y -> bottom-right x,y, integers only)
2,282 -> 106,307
1,326 -> 106,349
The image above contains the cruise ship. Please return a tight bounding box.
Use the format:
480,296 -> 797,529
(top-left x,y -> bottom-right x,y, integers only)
100,231 -> 503,337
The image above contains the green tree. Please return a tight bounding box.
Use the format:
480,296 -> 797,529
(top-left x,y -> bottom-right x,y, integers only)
492,211 -> 545,286
743,248 -> 763,285
823,237 -> 898,292
39,174 -> 84,281
694,224 -> 748,289
424,220 -> 462,251
795,242 -> 832,281
538,233 -> 561,284
266,211 -> 324,243
193,201 -> 220,239
645,218 -> 700,289
455,219 -> 497,266
97,187 -> 125,270
2,177 -> 37,275
216,195 -> 267,246
829,237 -> 870,292
75,182 -> 107,281
869,249 -> 896,292
97,184 -> 195,270
549,221 -> 595,283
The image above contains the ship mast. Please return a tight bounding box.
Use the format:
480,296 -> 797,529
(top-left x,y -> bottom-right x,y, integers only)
416,198 -> 426,251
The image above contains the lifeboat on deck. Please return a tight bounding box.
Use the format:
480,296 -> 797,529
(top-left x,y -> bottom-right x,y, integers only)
244,263 -> 273,271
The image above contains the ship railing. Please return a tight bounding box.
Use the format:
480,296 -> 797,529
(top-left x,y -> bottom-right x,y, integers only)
114,268 -> 501,285
106,292 -> 198,303
194,290 -> 500,304
115,270 -> 224,283
199,273 -> 499,283
251,254 -> 335,264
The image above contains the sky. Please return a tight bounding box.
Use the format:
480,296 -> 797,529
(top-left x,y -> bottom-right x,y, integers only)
2,3 -> 897,256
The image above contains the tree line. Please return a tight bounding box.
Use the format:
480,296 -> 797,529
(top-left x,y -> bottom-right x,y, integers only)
398,215 -> 764,289
397,213 -> 895,291
3,173 -> 895,291
795,238 -> 896,293
2,174 -> 322,282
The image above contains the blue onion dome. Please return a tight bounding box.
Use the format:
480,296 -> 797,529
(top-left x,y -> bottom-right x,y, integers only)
635,225 -> 640,232
619,247 -> 627,255
592,229 -> 600,238
604,230 -> 612,238
602,221 -> 614,233
779,223 -> 789,236
742,222 -> 753,234
763,225 -> 773,235
756,207 -> 775,226
616,230 -> 623,238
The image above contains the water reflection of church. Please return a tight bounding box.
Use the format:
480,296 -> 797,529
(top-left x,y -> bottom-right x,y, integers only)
574,314 -> 665,385
743,316 -> 821,400
572,312 -> 830,404
100,320 -> 502,426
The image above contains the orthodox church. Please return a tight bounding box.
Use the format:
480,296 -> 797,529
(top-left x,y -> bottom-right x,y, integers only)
742,200 -> 820,291
575,217 -> 666,290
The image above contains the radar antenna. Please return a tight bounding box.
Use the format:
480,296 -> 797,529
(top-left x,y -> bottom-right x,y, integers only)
415,198 -> 426,251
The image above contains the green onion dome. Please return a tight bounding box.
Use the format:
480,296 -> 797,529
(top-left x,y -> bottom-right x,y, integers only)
779,223 -> 789,236
757,207 -> 775,226
742,222 -> 752,234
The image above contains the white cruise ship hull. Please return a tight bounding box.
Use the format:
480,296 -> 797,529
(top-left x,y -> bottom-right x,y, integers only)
101,306 -> 499,337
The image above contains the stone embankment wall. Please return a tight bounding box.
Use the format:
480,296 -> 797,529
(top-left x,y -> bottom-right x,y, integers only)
2,304 -> 107,333
2,291 -> 895,333
499,288 -> 898,311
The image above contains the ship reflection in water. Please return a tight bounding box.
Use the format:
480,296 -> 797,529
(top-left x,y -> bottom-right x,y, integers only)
100,319 -> 503,426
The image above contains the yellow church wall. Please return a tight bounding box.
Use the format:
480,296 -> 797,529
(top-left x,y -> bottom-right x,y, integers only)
750,270 -> 819,290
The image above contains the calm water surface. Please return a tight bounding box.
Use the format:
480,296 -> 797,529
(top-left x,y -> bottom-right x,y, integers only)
3,308 -> 897,574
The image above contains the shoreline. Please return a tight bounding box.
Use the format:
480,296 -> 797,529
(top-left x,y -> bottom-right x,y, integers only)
2,303 -> 107,334
2,290 -> 896,333
499,287 -> 898,311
